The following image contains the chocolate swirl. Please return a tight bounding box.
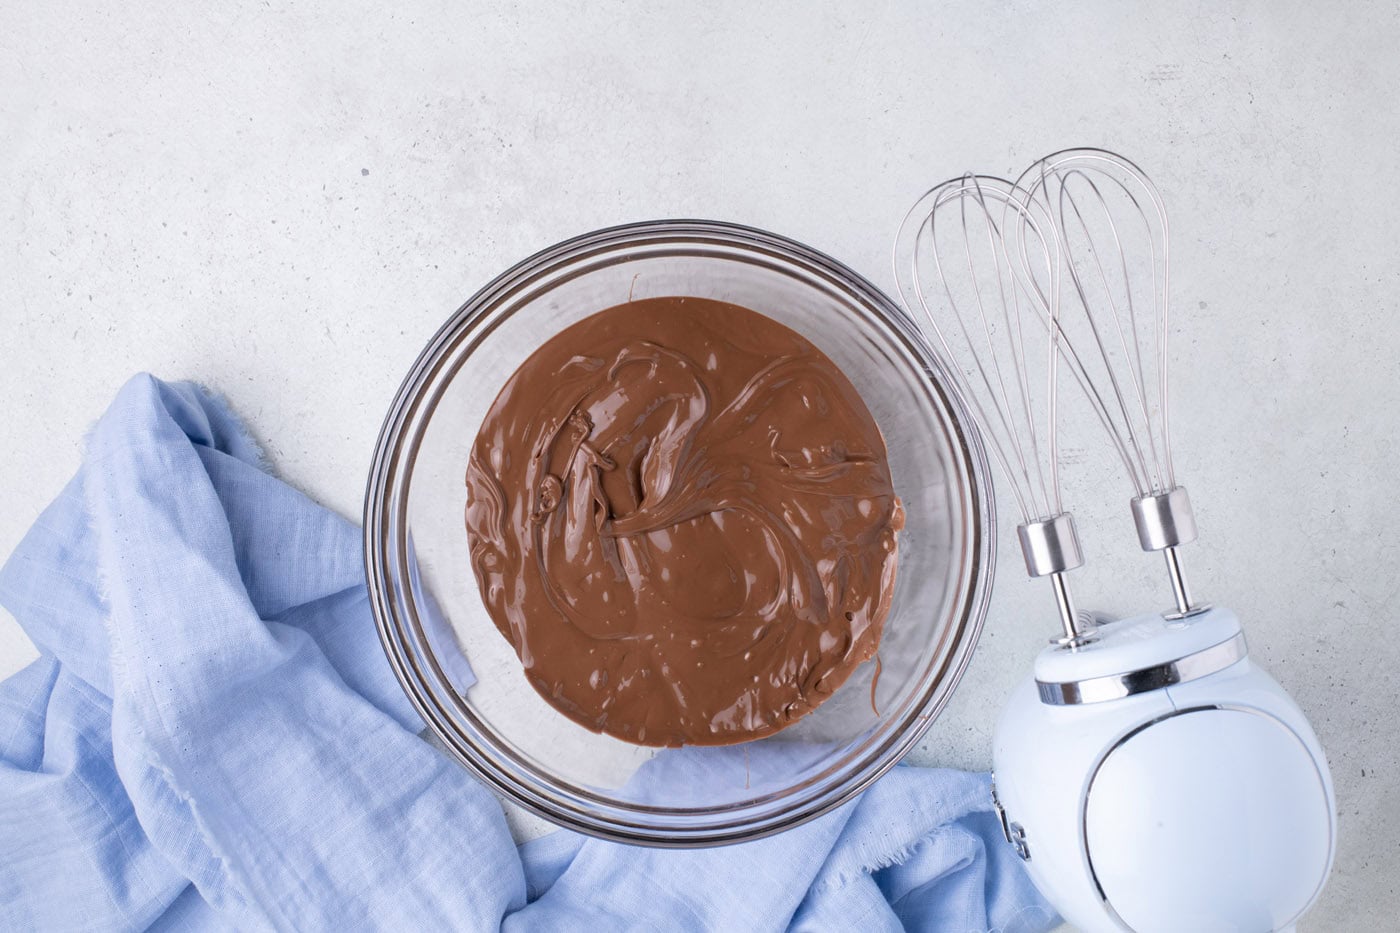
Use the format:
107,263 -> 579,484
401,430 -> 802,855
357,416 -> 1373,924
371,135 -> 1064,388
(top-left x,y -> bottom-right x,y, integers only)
465,297 -> 902,746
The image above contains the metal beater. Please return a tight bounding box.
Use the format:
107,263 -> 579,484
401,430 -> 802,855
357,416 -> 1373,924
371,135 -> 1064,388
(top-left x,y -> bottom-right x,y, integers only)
1013,148 -> 1200,617
893,173 -> 1096,649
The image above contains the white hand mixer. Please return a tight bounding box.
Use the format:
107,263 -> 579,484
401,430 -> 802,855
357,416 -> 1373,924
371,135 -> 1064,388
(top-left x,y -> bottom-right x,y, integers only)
893,151 -> 1335,932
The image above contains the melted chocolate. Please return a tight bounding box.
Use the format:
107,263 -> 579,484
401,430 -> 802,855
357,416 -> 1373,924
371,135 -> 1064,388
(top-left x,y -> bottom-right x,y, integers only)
464,297 -> 903,746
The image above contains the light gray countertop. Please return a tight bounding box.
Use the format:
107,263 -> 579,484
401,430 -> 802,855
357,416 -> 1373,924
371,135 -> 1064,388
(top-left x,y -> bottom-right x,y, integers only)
4,1 -> 1396,928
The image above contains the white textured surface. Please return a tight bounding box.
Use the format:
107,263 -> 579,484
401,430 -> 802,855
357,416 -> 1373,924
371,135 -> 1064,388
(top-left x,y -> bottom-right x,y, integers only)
3,2 -> 1397,928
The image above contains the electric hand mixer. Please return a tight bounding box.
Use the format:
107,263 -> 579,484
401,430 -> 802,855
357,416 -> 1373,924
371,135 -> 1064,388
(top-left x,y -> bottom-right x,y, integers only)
893,151 -> 1335,932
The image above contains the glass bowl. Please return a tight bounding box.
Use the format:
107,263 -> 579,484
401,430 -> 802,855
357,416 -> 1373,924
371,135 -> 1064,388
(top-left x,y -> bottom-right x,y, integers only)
365,220 -> 994,846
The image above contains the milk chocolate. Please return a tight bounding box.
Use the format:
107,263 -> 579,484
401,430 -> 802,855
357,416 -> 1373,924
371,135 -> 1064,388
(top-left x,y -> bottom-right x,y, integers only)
464,297 -> 903,746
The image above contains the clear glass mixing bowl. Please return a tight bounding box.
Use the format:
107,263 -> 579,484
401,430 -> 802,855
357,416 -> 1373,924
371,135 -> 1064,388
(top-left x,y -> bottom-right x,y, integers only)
365,220 -> 994,846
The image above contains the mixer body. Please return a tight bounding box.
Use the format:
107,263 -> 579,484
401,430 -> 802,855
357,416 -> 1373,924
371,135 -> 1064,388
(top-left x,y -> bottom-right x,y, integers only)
991,606 -> 1335,933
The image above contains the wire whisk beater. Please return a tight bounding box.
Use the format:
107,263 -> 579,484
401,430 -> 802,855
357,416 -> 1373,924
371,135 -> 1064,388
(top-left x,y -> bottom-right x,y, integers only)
894,174 -> 1094,646
1016,149 -> 1202,616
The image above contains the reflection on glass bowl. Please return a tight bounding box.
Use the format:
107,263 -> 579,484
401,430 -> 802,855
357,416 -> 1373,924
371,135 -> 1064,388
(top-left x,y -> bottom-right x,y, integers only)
365,220 -> 994,846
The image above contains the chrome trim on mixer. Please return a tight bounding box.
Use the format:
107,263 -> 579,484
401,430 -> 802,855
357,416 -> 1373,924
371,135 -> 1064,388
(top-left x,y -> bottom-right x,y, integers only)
1018,513 -> 1085,577
1131,487 -> 1197,551
1036,632 -> 1247,705
991,778 -> 1031,861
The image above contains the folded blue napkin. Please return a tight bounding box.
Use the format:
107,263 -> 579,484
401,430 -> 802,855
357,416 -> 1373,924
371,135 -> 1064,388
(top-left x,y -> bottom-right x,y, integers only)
0,374 -> 1057,932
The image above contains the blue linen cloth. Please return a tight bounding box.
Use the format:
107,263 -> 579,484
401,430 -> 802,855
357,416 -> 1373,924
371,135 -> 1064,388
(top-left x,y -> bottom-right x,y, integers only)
0,374 -> 1057,932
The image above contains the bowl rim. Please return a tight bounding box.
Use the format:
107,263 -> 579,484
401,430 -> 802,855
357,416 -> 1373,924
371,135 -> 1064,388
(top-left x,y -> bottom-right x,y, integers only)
364,218 -> 997,846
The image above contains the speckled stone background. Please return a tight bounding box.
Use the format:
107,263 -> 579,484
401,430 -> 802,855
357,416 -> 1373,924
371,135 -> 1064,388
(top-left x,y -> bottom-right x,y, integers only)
3,2 -> 1397,928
